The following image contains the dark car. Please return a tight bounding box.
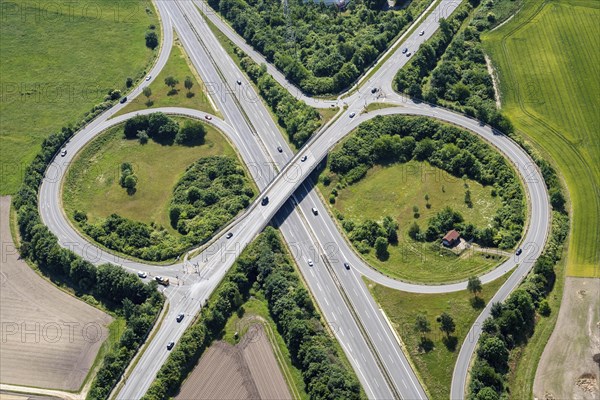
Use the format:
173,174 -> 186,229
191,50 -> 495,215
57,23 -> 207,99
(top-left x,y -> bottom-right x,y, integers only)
371,87 -> 378,94
226,232 -> 233,239
119,97 -> 127,104
236,79 -> 242,85
516,248 -> 523,256
167,341 -> 175,350
344,262 -> 350,270
277,146 -> 283,153
261,196 -> 269,206
176,313 -> 184,323
349,112 -> 356,118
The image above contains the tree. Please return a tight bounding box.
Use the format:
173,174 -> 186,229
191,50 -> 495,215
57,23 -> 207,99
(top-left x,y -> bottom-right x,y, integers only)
164,76 -> 179,90
126,77 -> 133,88
137,130 -> 148,144
408,222 -> 421,240
143,87 -> 152,99
145,31 -> 158,49
184,76 -> 194,92
175,121 -> 206,146
123,174 -> 137,192
438,312 -> 455,337
477,336 -> 509,372
467,276 -> 482,297
465,189 -> 473,208
414,314 -> 431,337
374,236 -> 388,260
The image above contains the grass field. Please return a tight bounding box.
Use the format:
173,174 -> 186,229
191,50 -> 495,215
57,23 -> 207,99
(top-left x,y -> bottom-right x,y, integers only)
322,160 -> 505,283
117,36 -> 217,116
63,118 -> 236,235
366,273 -> 509,400
223,296 -> 308,400
0,0 -> 158,195
483,0 -> 600,277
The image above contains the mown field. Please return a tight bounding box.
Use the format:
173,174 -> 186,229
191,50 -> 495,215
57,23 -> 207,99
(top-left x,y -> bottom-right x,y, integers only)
323,160 -> 505,283
0,0 -> 159,194
483,0 -> 600,277
366,273 -> 509,400
63,118 -> 236,235
117,37 -> 216,116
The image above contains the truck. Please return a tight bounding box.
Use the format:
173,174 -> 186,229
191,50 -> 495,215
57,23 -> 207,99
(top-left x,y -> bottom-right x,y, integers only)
155,276 -> 170,286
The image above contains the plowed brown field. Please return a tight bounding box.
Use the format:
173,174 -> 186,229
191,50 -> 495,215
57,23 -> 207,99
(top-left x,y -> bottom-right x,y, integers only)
0,196 -> 113,391
176,324 -> 291,399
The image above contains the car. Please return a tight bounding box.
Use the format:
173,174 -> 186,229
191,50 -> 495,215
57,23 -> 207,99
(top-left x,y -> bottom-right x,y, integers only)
119,96 -> 127,104
406,52 -> 412,57
236,79 -> 242,85
308,259 -> 314,267
516,248 -> 523,256
226,232 -> 233,239
205,115 -> 212,120
146,75 -> 152,81
349,112 -> 356,118
176,313 -> 184,322
371,87 -> 378,94
137,271 -> 147,278
344,262 -> 350,270
301,155 -> 307,162
261,196 -> 269,206
419,30 -> 425,36
311,207 -> 318,215
167,341 -> 175,350
277,145 -> 283,153
402,47 -> 408,54
60,149 -> 67,157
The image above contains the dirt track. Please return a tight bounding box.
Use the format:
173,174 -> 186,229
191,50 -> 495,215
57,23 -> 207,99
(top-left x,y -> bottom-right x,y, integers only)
176,324 -> 291,399
534,277 -> 600,400
0,196 -> 112,391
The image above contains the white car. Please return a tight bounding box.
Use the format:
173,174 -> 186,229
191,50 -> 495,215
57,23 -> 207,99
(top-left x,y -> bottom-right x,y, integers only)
308,259 -> 314,267
137,271 -> 147,278
349,112 -> 356,118
419,30 -> 425,36
60,149 -> 67,157
146,75 -> 152,81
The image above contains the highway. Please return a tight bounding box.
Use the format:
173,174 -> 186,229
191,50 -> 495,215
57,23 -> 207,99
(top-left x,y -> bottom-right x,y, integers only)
34,0 -> 552,399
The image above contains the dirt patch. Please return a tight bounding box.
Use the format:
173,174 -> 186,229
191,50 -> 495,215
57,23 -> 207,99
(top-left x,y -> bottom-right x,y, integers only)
0,197 -> 112,391
176,324 -> 291,399
484,55 -> 502,109
534,277 -> 600,400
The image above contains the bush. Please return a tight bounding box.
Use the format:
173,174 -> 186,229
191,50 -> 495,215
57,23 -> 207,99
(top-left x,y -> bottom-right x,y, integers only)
145,31 -> 158,49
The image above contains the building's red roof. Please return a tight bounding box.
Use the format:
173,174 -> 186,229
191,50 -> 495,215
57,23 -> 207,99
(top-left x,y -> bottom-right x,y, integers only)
443,229 -> 460,242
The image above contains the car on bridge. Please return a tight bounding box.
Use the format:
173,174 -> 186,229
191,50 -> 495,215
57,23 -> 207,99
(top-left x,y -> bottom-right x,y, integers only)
167,341 -> 175,350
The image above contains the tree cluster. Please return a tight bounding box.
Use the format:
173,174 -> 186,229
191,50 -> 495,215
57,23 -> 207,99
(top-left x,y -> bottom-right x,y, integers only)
394,0 -> 518,134
210,0 -> 417,94
238,53 -> 321,147
341,216 -> 397,259
123,112 -> 205,146
13,121 -> 164,400
327,115 -> 524,249
469,210 -> 569,399
144,228 -> 361,400
78,155 -> 253,262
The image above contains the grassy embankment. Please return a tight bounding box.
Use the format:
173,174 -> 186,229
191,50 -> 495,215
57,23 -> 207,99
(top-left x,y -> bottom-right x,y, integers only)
63,118 -> 236,236
0,0 -> 158,194
320,160 -> 505,283
117,34 -> 217,116
366,273 -> 509,400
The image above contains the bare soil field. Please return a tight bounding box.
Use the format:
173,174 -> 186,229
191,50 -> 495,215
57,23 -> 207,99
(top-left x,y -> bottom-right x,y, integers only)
176,324 -> 291,399
534,277 -> 600,400
0,196 -> 113,391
